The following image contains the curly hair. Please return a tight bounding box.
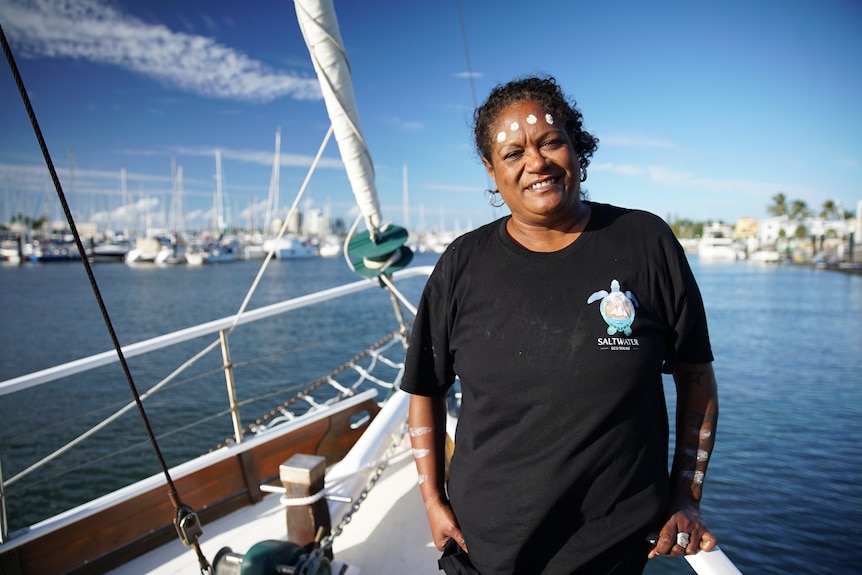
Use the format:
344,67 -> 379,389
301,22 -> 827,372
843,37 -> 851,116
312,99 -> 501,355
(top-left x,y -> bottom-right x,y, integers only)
473,75 -> 599,170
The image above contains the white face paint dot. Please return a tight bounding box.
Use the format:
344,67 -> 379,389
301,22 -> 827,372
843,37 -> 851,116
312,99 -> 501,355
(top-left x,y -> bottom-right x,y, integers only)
496,131 -> 507,143
545,113 -> 554,125
510,121 -> 519,132
526,114 -> 537,124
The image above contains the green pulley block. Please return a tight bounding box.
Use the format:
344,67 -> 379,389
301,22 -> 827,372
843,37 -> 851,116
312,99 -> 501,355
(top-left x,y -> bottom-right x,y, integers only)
213,540 -> 308,575
347,224 -> 414,278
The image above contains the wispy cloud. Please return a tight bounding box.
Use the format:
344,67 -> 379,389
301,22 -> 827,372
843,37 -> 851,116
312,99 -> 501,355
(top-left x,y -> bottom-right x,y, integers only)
591,162 -> 644,177
600,134 -> 677,150
646,166 -> 694,187
0,0 -> 320,102
385,116 -> 424,131
159,146 -> 344,170
595,161 -> 798,199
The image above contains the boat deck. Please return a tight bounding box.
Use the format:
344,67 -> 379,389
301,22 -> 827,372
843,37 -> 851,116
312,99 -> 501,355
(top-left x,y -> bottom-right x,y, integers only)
106,435 -> 441,575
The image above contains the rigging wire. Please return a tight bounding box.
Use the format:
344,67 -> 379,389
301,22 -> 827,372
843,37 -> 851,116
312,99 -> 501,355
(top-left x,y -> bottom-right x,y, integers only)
0,21 -> 211,573
456,0 -> 499,212
456,0 -> 479,110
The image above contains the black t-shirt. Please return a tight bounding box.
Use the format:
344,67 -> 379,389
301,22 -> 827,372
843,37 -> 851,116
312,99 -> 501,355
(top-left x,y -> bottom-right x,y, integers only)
402,202 -> 713,574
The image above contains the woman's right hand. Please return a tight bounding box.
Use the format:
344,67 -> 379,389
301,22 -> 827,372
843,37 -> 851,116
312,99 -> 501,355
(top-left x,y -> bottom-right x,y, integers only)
426,495 -> 468,553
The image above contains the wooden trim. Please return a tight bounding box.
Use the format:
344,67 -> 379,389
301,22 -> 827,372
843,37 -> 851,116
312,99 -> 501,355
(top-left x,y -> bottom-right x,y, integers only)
238,450 -> 263,504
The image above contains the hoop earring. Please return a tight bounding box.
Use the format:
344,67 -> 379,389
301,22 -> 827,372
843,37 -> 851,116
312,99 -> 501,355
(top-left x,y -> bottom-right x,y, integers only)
487,189 -> 505,208
580,168 -> 588,183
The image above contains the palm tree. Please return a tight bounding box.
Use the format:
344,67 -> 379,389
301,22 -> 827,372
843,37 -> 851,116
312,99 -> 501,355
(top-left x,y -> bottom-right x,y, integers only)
790,200 -> 809,221
820,200 -> 837,220
768,193 -> 788,217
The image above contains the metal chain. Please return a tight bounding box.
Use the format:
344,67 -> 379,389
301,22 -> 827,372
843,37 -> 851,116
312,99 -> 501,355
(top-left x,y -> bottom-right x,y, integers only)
308,422 -> 407,564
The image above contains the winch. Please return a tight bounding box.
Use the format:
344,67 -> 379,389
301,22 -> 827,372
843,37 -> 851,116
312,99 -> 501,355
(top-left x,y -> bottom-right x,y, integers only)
213,540 -> 331,575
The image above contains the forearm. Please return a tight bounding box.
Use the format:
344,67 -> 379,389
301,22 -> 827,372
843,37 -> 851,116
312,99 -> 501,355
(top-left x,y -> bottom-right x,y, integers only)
407,394 -> 449,507
670,362 -> 719,503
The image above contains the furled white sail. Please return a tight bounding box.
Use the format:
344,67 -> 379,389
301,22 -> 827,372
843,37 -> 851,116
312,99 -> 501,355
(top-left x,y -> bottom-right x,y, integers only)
294,0 -> 382,237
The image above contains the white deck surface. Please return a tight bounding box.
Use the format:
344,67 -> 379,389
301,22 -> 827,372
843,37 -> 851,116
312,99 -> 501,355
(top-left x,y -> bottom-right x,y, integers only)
332,442 -> 441,574
107,436 -> 441,574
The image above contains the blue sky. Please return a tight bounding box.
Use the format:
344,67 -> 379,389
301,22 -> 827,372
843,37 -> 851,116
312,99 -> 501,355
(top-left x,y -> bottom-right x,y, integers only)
0,0 -> 860,235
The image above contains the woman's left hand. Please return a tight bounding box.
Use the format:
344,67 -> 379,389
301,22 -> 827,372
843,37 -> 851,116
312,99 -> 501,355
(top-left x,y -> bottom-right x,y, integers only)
648,495 -> 718,558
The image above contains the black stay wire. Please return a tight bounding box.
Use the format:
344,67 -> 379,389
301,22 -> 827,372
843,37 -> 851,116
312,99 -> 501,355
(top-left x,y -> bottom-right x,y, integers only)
455,0 -> 478,110
0,20 -> 211,572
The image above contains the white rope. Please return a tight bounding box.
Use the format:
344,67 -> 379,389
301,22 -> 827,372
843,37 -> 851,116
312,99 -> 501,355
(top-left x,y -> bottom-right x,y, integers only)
302,395 -> 323,409
258,445 -> 410,508
283,491 -> 326,507
259,485 -> 335,506
361,243 -> 402,271
325,377 -> 353,396
342,213 -> 363,273
368,347 -> 406,370
379,273 -> 418,316
351,365 -> 394,389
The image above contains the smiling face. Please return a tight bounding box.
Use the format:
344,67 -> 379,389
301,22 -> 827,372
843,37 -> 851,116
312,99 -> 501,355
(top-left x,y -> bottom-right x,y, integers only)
483,99 -> 582,229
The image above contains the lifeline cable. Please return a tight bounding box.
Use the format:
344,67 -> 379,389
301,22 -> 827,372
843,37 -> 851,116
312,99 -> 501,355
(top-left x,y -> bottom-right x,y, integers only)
0,21 -> 211,574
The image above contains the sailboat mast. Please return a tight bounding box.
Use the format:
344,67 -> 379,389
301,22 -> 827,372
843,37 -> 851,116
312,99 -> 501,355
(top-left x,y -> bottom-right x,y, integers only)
120,167 -> 129,237
214,148 -> 224,233
176,166 -> 184,237
264,129 -> 281,237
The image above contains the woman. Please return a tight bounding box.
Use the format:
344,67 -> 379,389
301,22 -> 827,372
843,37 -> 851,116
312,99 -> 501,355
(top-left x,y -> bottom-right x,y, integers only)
401,75 -> 719,574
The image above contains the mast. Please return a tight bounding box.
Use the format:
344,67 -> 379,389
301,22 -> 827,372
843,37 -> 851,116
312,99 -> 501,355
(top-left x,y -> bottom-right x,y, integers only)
67,148 -> 76,222
120,167 -> 129,238
169,158 -> 185,236
264,129 -> 281,237
214,148 -> 225,233
294,0 -> 382,238
176,165 -> 184,237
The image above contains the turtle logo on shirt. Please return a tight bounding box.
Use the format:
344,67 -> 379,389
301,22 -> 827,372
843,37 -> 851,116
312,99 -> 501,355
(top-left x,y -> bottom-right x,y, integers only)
587,279 -> 639,336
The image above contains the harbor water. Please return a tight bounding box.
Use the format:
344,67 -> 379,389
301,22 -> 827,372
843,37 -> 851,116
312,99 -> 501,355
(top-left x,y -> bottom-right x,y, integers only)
1,252 -> 860,574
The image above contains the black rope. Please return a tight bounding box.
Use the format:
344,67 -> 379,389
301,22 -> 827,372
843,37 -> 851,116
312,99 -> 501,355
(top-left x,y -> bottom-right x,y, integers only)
0,20 -> 210,573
